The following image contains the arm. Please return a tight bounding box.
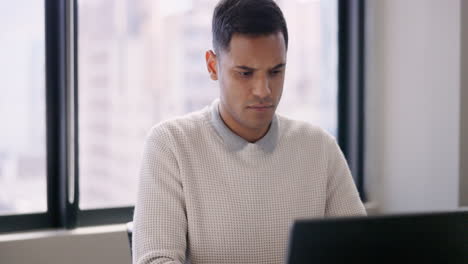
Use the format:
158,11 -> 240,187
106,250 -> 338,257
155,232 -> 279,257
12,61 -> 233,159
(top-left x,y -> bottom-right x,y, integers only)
132,126 -> 187,264
324,135 -> 367,217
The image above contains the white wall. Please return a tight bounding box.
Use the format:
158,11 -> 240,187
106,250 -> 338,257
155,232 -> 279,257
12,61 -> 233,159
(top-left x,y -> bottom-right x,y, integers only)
365,0 -> 464,213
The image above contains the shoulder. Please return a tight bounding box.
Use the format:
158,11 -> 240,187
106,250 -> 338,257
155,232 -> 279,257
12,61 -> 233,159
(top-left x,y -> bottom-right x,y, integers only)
277,114 -> 335,144
146,106 -> 210,145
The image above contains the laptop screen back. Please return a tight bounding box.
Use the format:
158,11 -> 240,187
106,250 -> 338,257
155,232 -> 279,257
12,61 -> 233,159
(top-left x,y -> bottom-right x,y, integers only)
286,211 -> 468,264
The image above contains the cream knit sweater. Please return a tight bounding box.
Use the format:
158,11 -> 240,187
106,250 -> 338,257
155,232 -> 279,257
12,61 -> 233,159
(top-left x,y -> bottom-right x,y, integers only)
132,99 -> 366,264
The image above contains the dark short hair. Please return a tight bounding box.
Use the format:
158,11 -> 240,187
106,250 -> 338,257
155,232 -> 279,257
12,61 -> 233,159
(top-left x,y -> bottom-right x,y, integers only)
212,0 -> 288,54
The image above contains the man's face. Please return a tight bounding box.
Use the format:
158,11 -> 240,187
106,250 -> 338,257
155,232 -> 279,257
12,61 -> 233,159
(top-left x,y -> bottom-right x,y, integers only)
207,32 -> 287,134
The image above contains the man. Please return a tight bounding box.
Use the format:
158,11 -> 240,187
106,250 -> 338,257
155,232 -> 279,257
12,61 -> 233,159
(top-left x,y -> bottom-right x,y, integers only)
132,0 -> 366,263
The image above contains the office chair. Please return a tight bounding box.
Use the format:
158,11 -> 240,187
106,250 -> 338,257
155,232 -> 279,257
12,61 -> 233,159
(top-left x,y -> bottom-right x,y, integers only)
127,221 -> 134,256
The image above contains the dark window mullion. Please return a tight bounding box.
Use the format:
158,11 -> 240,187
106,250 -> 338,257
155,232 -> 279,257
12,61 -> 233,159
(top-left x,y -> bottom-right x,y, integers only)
338,0 -> 366,201
45,0 -> 62,230
68,0 -> 80,229
46,0 -> 78,229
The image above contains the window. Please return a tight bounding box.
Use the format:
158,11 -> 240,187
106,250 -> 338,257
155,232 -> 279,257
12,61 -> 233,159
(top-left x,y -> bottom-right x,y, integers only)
0,1 -> 46,216
78,0 -> 339,210
0,0 -> 365,232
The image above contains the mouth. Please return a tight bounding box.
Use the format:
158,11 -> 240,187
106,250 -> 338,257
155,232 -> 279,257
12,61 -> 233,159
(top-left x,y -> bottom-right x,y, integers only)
247,104 -> 274,112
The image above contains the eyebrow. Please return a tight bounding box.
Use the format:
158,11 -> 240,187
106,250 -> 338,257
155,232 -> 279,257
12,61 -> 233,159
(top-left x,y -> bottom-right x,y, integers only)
234,63 -> 286,71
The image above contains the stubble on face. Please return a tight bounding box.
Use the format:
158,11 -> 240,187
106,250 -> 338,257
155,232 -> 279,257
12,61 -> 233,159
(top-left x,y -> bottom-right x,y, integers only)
216,32 -> 287,142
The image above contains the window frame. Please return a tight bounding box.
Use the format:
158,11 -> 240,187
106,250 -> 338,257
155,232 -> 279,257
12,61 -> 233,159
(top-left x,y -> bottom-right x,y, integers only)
0,0 -> 366,233
338,0 -> 366,201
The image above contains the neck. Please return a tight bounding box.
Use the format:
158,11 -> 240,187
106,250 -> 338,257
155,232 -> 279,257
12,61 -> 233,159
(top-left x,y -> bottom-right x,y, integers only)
218,104 -> 270,143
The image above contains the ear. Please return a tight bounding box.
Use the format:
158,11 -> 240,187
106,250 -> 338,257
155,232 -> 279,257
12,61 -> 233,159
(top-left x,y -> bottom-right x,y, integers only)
205,50 -> 218,81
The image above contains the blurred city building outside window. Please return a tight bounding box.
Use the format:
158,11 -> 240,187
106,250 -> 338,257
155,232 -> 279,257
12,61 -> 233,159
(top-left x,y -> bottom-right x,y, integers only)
78,0 -> 338,209
0,1 -> 46,215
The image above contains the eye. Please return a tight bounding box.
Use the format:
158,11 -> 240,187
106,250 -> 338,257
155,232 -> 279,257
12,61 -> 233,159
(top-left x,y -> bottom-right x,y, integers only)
270,70 -> 282,76
238,71 -> 253,78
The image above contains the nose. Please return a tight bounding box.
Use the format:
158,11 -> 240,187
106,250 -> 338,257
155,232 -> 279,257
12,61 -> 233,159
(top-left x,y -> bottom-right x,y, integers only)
252,76 -> 271,99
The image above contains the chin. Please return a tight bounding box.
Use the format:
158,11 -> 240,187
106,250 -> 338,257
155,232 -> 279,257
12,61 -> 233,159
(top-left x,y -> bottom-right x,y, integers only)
246,118 -> 273,130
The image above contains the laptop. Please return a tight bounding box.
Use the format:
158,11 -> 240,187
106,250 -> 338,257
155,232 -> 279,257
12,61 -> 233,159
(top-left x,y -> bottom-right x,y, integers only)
286,211 -> 468,264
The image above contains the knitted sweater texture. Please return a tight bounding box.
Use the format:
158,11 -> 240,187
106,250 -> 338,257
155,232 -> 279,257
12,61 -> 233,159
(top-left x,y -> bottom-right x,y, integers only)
133,100 -> 366,264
